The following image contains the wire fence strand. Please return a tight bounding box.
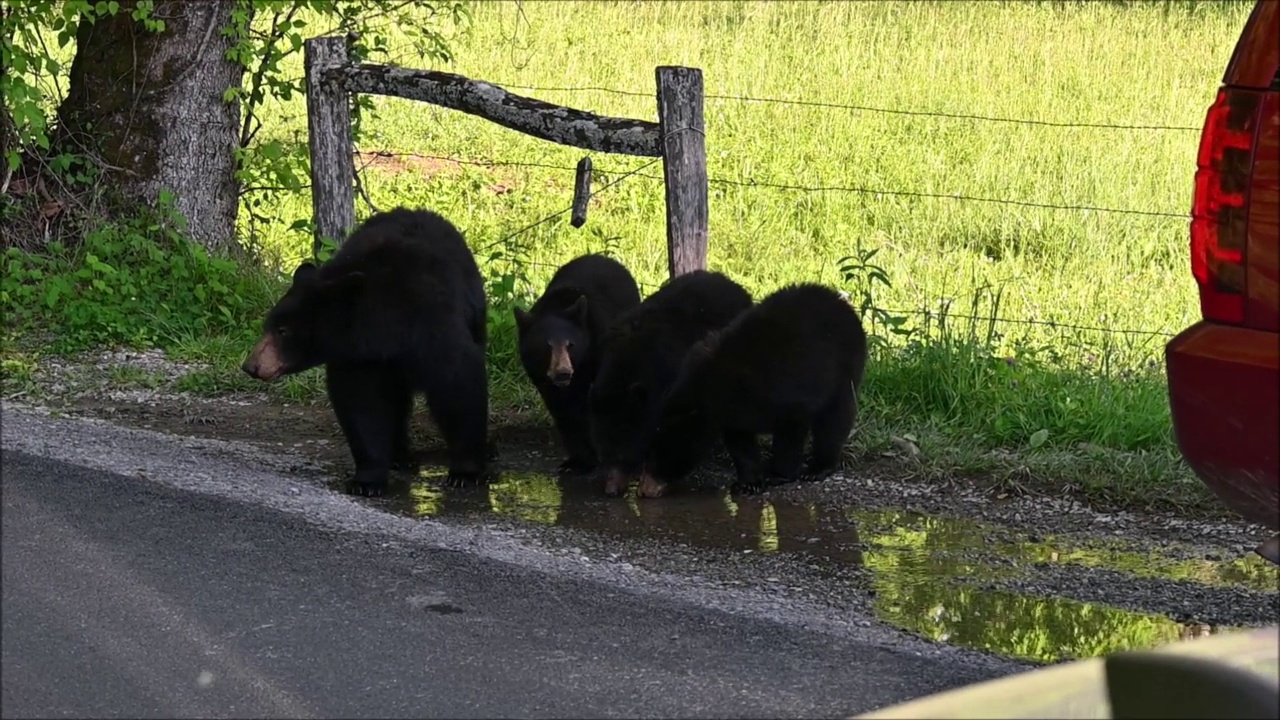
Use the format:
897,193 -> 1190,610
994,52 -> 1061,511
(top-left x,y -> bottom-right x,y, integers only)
340,68 -> 1201,343
707,176 -> 1189,219
872,307 -> 1175,338
366,150 -> 1189,220
353,150 -> 1180,339
491,83 -> 1201,133
472,155 -> 664,254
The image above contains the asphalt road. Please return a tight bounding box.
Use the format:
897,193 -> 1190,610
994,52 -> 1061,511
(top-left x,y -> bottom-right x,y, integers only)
1,407 -> 1016,719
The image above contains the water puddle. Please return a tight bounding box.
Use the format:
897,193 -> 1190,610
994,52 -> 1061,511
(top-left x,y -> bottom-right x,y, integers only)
356,468 -> 1277,664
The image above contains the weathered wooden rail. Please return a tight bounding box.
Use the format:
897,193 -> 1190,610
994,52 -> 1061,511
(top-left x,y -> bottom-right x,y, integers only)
303,35 -> 708,278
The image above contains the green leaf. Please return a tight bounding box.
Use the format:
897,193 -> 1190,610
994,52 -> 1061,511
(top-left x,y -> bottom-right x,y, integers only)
259,140 -> 284,161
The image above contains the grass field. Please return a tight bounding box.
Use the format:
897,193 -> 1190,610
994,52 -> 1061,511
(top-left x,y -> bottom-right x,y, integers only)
3,0 -> 1261,511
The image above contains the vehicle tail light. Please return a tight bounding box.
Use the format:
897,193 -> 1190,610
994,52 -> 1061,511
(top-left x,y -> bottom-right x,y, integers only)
1190,88 -> 1262,325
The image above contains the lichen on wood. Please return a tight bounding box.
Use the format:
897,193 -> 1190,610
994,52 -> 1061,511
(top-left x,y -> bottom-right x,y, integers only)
336,64 -> 661,157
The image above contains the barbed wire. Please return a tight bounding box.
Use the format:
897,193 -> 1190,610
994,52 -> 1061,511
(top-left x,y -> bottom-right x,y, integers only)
870,307 -> 1175,338
366,150 -> 1188,220
352,152 -> 1176,339
704,94 -> 1201,133
357,151 -> 588,175
509,258 -> 1170,337
709,176 -> 1188,219
499,263 -> 1172,338
491,83 -> 1200,133
473,155 -> 665,254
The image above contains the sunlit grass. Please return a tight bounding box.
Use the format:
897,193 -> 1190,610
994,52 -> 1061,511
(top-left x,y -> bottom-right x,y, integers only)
249,2 -> 1246,349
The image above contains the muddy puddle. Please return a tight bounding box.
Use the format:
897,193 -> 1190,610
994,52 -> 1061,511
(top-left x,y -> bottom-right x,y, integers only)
352,466 -> 1278,665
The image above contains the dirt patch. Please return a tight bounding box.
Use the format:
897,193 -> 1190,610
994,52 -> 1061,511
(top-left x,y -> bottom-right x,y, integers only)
4,346 -> 1273,559
66,390 -> 563,478
355,150 -> 463,178
25,384 -> 1272,560
354,150 -> 515,195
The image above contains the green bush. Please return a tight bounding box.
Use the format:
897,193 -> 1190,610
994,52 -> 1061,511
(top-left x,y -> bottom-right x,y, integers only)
1,198 -> 283,353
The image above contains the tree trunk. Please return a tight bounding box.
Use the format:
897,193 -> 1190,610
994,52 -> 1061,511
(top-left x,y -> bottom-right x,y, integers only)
55,0 -> 244,252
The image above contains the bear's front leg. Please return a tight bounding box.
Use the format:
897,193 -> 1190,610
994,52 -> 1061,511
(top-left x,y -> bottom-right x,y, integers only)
326,364 -> 399,497
723,429 -> 766,495
767,418 -> 808,485
545,391 -> 597,476
418,338 -> 491,488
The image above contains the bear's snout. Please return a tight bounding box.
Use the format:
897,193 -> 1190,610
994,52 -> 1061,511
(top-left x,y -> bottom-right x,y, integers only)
242,334 -> 285,381
547,342 -> 575,387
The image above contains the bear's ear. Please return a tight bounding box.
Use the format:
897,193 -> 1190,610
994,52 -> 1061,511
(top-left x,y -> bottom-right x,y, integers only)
513,307 -> 533,333
567,296 -> 589,326
292,261 -> 318,286
627,381 -> 647,402
320,270 -> 366,296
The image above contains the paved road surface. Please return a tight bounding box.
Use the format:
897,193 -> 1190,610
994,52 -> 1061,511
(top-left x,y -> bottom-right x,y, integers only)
1,408 -> 1017,719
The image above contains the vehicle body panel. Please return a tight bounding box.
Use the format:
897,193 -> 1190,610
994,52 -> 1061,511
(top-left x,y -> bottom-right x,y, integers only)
1165,0 -> 1280,536
1165,323 -> 1279,529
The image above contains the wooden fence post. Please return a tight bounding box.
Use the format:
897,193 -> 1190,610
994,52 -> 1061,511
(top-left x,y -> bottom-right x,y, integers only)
655,66 -> 708,278
304,36 -> 356,257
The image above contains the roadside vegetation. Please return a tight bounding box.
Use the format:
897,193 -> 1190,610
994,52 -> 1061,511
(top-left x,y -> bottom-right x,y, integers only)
1,0 -> 1259,515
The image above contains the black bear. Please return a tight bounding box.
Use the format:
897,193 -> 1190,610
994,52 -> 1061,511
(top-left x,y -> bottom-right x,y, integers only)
588,269 -> 753,496
241,207 -> 490,496
514,253 -> 642,476
639,282 -> 868,498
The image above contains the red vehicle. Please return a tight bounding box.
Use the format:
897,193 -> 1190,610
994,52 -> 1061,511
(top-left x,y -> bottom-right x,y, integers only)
1165,0 -> 1279,564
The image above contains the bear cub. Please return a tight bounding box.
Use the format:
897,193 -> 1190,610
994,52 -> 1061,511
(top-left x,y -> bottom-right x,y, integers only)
640,282 -> 868,498
242,207 -> 490,496
514,253 -> 642,475
588,269 -> 754,496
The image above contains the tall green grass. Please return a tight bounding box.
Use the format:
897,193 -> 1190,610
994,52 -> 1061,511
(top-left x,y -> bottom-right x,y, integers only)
6,1 -> 1260,509
252,0 -> 1246,341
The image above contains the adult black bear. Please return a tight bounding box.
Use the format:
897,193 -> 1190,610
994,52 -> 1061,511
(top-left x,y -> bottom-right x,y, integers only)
588,269 -> 753,496
241,207 -> 489,496
514,253 -> 642,475
639,283 -> 868,498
